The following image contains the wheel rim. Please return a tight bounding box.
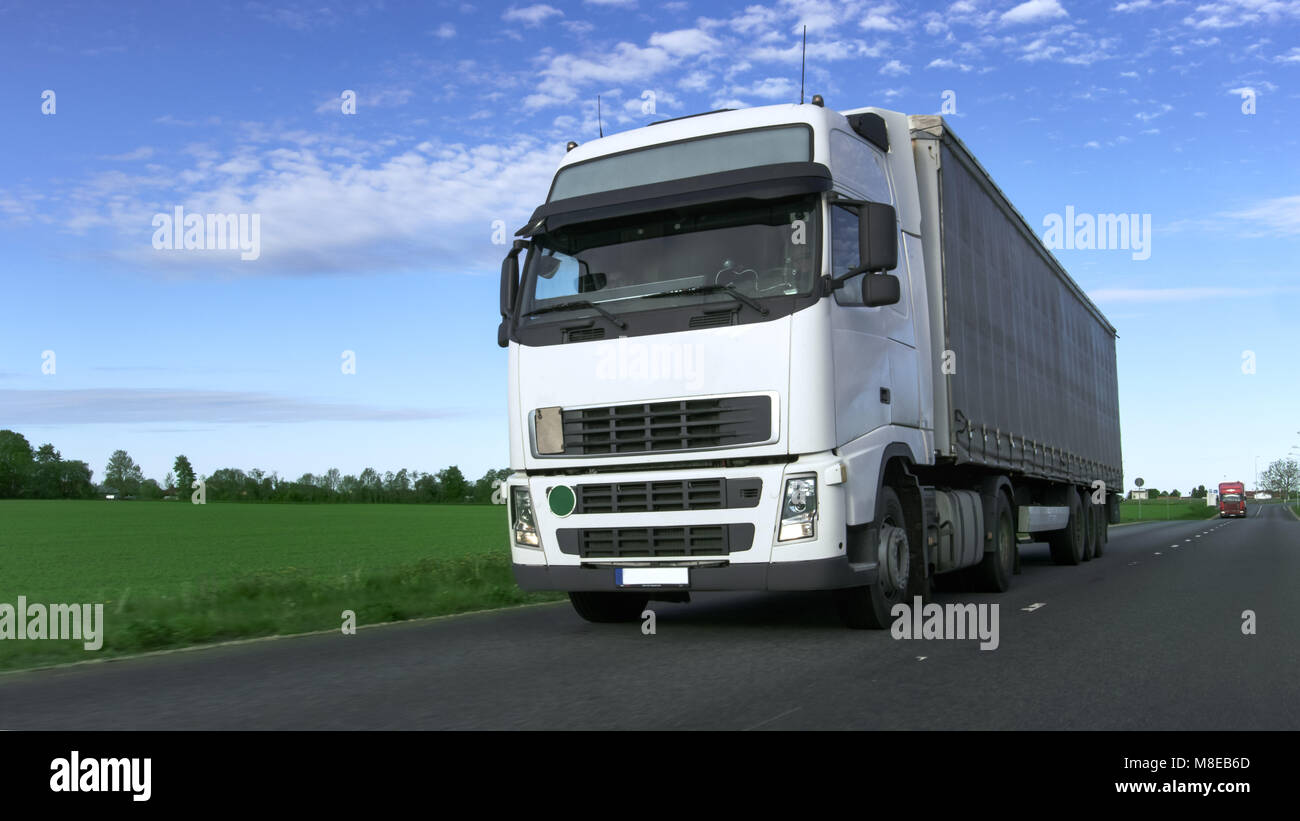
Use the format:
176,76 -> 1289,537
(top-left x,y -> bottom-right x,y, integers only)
878,524 -> 909,597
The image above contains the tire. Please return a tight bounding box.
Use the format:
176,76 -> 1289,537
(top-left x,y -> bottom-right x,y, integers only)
835,487 -> 914,629
975,491 -> 1015,592
1092,503 -> 1106,558
568,591 -> 649,623
1047,490 -> 1085,566
1079,490 -> 1094,562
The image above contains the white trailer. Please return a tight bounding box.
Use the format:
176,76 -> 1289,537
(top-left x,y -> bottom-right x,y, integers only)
499,99 -> 1123,627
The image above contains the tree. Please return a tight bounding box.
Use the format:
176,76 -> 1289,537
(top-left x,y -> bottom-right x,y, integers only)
437,465 -> 469,502
31,443 -> 63,498
59,460 -> 94,498
0,430 -> 34,498
1262,458 -> 1300,500
173,455 -> 196,497
139,478 -> 163,500
1169,489 -> 1180,498
473,467 -> 510,503
104,450 -> 144,496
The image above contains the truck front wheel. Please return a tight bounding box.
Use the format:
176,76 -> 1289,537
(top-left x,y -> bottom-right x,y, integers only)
834,487 -> 911,629
568,592 -> 649,623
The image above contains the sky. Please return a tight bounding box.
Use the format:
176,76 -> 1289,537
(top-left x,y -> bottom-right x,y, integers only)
0,0 -> 1297,491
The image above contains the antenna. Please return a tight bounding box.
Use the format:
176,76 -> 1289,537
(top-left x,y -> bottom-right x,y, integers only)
799,26 -> 807,104
597,95 -> 604,138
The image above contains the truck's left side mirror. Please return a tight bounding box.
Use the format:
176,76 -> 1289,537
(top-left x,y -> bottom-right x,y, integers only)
500,240 -> 526,318
499,240 -> 528,348
857,202 -> 898,274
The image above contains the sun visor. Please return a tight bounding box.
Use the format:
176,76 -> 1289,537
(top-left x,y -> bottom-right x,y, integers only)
516,162 -> 832,237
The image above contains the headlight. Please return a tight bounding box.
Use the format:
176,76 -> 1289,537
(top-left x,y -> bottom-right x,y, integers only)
511,486 -> 540,547
779,476 -> 817,541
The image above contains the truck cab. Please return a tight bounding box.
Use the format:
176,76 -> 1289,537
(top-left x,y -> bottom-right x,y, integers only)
1218,483 -> 1246,518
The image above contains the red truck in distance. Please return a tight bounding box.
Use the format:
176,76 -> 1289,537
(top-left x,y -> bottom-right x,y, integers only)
1218,482 -> 1247,518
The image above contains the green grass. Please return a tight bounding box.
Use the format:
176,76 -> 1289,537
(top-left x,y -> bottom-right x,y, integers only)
0,501 -> 562,671
1118,498 -> 1221,523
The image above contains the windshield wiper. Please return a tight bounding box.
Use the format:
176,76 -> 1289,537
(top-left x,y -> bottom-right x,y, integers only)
520,299 -> 627,329
638,283 -> 769,316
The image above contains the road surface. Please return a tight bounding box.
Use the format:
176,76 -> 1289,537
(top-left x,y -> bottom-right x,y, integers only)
2,504 -> 1296,729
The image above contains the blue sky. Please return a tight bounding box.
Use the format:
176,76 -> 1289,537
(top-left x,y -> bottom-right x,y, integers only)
1,0 -> 1297,491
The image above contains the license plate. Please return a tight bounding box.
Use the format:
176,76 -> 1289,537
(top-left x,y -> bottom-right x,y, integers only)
616,567 -> 689,587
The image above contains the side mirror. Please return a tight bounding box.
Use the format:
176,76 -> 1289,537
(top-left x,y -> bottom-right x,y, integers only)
857,202 -> 897,274
862,273 -> 901,307
500,240 -> 527,318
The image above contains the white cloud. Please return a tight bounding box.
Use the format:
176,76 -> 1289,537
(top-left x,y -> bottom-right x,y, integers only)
648,28 -> 722,57
927,57 -> 973,71
879,59 -> 910,75
1183,0 -> 1300,29
101,146 -> 155,162
730,77 -> 801,99
861,2 -> 907,30
1,388 -> 463,425
731,4 -> 779,33
1223,195 -> 1300,236
502,4 -> 563,26
524,42 -> 675,109
1001,0 -> 1069,25
679,70 -> 714,92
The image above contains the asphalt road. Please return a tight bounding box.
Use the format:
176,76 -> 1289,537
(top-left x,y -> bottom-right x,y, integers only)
3,504 -> 1297,730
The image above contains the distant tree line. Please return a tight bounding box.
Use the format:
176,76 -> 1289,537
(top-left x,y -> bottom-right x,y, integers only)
0,431 -> 96,499
0,430 -> 507,504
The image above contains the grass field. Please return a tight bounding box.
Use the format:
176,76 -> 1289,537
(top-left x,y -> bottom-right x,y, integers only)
1118,498 -> 1220,522
0,501 -> 562,671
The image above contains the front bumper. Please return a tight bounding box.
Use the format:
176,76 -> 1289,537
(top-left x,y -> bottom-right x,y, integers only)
508,452 -> 870,593
513,554 -> 876,592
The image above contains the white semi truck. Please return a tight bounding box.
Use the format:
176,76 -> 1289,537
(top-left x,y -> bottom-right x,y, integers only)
499,99 -> 1123,628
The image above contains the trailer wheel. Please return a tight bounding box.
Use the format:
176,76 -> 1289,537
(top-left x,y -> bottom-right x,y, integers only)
1047,491 -> 1084,565
835,487 -> 910,629
1092,504 -> 1106,558
975,492 -> 1015,592
568,592 -> 650,623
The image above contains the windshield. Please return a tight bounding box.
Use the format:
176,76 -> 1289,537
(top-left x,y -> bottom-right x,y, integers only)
520,194 -> 819,318
1222,495 -> 1241,502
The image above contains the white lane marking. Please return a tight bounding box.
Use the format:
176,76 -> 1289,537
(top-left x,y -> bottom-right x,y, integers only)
1021,602 -> 1046,612
916,656 -> 927,661
1128,561 -> 1140,565
1170,544 -> 1179,548
1185,539 -> 1191,542
1155,552 -> 1162,555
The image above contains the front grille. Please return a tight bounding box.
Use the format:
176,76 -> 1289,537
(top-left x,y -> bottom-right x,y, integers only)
557,524 -> 755,558
575,478 -> 762,513
556,395 -> 771,456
